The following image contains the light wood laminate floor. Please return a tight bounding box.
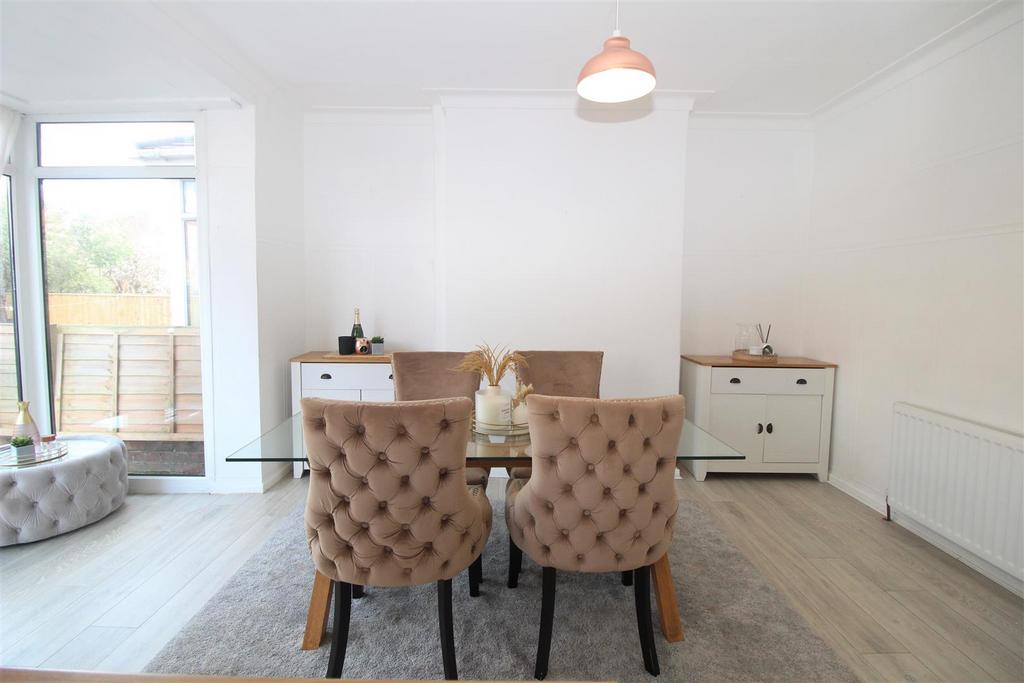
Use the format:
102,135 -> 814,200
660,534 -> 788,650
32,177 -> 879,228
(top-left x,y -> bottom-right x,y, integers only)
1,475 -> 1021,681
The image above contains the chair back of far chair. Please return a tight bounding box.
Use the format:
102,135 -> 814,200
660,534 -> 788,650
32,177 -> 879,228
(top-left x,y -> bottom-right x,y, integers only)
301,396 -> 492,587
508,393 -> 684,573
391,351 -> 480,402
515,351 -> 603,398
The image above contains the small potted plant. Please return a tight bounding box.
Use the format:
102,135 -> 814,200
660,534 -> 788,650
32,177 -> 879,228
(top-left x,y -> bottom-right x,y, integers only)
10,435 -> 34,460
370,336 -> 386,355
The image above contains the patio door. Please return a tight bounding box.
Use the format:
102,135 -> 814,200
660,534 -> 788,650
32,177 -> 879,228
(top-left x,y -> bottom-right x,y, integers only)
36,122 -> 205,476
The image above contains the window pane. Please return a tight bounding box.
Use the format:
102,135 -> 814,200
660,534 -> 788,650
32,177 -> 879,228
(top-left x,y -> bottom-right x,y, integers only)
0,176 -> 20,439
39,122 -> 196,167
41,178 -> 204,476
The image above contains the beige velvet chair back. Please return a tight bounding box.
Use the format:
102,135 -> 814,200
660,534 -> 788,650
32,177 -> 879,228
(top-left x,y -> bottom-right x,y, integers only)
516,351 -> 603,398
392,352 -> 480,402
302,396 -> 492,587
507,393 -> 684,572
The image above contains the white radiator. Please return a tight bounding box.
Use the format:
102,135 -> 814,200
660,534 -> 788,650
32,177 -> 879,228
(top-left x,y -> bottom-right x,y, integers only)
889,402 -> 1024,594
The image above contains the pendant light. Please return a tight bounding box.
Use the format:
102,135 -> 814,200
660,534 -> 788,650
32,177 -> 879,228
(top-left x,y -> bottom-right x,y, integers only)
576,0 -> 656,103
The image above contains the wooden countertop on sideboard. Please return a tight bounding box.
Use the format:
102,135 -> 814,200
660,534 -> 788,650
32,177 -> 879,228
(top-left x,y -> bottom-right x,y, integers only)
682,354 -> 837,369
290,352 -> 392,364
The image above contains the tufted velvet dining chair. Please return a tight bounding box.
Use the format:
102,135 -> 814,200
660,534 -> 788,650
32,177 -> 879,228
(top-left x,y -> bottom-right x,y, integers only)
515,350 -> 604,399
507,351 -> 604,484
302,396 -> 492,679
505,393 -> 684,678
392,352 -> 490,489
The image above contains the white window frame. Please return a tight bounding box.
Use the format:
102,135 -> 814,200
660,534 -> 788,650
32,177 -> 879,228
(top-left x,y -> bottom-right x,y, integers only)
12,112 -> 216,492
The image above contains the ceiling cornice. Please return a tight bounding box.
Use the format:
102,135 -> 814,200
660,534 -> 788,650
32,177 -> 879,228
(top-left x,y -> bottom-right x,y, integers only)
119,1 -> 278,105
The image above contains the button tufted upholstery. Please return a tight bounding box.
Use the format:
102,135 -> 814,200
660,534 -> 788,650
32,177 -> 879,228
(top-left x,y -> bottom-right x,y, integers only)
506,393 -> 684,573
392,351 -> 490,488
302,396 -> 492,587
0,436 -> 128,546
509,351 -> 604,481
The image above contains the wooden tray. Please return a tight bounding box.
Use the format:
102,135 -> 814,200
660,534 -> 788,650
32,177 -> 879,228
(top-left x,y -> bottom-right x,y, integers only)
731,350 -> 779,364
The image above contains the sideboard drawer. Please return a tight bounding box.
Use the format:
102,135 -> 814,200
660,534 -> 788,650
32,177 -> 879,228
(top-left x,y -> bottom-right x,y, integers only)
711,367 -> 824,395
301,363 -> 393,391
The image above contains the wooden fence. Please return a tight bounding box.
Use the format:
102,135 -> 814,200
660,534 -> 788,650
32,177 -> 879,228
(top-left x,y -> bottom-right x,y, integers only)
47,294 -> 200,327
0,325 -> 17,432
51,326 -> 203,441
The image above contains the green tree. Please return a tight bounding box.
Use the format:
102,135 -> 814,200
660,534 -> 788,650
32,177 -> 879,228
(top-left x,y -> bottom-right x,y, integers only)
43,209 -> 160,294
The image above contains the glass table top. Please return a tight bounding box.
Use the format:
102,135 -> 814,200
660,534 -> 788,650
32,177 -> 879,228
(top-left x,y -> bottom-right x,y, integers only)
225,413 -> 744,463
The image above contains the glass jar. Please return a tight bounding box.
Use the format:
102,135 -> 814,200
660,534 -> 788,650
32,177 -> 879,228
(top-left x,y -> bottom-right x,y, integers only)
734,324 -> 759,353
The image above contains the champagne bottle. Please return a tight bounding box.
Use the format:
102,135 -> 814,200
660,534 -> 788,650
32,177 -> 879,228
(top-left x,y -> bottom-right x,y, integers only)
351,307 -> 364,338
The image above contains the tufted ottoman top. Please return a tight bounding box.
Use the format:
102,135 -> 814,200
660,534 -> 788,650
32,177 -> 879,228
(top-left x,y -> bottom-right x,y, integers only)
0,436 -> 129,546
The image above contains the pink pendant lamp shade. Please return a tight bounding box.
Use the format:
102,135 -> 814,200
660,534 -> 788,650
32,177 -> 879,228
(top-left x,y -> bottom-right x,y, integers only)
577,30 -> 656,103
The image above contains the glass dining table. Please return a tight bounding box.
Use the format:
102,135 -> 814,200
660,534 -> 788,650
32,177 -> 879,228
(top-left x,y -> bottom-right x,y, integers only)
226,413 -> 744,647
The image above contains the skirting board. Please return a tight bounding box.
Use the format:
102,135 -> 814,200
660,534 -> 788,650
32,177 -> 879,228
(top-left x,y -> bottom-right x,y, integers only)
829,474 -> 1023,597
893,511 -> 1023,597
828,474 -> 887,515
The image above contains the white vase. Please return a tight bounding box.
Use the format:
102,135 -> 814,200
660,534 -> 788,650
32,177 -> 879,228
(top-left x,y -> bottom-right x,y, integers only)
512,403 -> 528,426
475,386 -> 511,431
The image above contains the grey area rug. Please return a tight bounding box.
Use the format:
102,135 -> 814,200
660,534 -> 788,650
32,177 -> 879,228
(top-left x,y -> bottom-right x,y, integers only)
146,490 -> 857,682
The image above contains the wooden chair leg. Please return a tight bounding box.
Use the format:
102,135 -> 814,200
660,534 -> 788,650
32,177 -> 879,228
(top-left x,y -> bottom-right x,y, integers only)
303,570 -> 333,650
326,581 -> 351,678
634,565 -> 660,676
469,553 -> 483,597
534,567 -> 557,680
622,570 -> 634,586
508,537 -> 523,588
651,553 -> 684,642
437,579 -> 457,680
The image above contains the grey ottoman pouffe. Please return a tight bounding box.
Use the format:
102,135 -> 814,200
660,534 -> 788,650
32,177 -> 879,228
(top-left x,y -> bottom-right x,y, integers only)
0,435 -> 129,546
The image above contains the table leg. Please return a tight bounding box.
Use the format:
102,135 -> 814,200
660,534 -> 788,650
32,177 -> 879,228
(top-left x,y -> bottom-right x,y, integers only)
652,553 -> 684,642
302,569 -> 333,650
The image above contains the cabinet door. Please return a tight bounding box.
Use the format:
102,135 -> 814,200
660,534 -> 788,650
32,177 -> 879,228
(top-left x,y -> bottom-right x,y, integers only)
763,395 -> 822,463
361,389 -> 395,402
709,394 -> 765,463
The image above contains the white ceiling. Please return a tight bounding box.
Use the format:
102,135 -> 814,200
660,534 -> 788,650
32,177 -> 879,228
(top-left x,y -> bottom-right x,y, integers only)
0,0 -> 997,114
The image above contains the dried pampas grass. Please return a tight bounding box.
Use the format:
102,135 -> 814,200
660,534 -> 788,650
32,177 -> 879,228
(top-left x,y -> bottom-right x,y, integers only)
455,344 -> 527,387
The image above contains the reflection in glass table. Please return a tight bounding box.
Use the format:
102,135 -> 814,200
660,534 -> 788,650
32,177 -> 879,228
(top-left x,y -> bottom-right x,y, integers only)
225,414 -> 744,464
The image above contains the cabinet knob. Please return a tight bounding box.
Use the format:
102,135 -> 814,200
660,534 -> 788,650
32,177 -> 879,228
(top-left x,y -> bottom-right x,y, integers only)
766,423 -> 773,434
320,373 -> 332,380
796,378 -> 807,385
388,374 -> 394,380
730,377 -> 741,384
757,423 -> 764,434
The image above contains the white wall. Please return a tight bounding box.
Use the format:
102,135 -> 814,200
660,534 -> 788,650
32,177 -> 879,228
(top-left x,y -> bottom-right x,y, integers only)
439,95 -> 691,397
255,93 -> 306,433
303,110 -> 437,352
681,4 -> 1023,509
805,7 -> 1023,505
682,118 -> 815,356
303,96 -> 693,398
201,107 -> 267,492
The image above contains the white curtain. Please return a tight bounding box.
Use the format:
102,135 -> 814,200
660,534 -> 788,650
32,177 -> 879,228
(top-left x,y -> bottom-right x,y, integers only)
0,105 -> 23,166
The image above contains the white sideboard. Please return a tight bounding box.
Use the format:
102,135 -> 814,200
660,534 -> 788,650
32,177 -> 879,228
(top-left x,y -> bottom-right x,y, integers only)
679,355 -> 836,482
290,352 -> 394,477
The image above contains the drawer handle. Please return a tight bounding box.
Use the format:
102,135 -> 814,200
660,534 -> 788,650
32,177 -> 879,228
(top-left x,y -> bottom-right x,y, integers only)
796,378 -> 807,385
766,423 -> 773,434
729,377 -> 741,384
388,374 -> 393,380
757,423 -> 763,434
320,373 -> 332,380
